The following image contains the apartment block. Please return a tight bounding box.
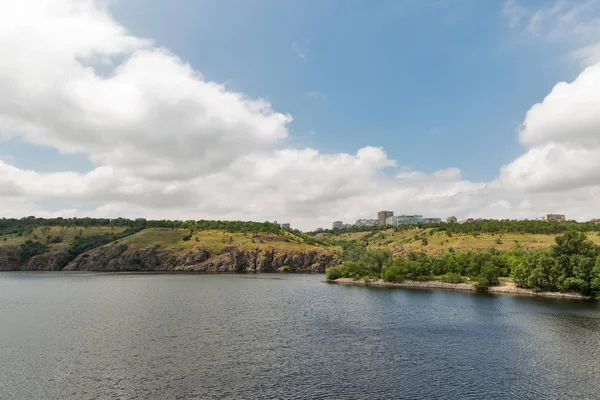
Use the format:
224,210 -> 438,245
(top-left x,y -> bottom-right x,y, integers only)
355,219 -> 378,227
543,214 -> 566,222
397,215 -> 424,225
377,211 -> 394,226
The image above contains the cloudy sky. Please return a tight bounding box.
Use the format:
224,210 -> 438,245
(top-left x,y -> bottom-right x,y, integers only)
1,0 -> 600,230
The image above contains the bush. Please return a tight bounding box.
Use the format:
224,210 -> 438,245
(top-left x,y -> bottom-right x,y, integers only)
182,234 -> 192,241
381,264 -> 403,282
325,266 -> 343,280
47,236 -> 63,244
19,240 -> 49,263
475,276 -> 490,291
441,272 -> 464,284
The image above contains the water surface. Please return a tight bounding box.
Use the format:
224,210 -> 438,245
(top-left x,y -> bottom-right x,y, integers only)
1,273 -> 599,399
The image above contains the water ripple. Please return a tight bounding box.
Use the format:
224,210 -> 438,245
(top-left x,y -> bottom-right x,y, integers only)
0,273 -> 599,399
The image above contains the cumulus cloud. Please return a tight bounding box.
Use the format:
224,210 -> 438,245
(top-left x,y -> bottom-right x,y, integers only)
498,63 -> 600,193
0,1 -> 291,180
2,0 -> 600,229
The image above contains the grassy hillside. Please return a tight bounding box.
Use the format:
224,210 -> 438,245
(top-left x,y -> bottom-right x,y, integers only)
116,228 -> 326,252
0,226 -> 127,248
319,228 -> 600,255
0,226 -> 329,254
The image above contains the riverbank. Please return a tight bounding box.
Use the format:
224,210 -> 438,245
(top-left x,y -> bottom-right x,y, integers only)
330,278 -> 593,300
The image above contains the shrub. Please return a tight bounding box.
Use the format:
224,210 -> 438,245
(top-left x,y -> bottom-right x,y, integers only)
19,240 -> 49,263
325,266 -> 343,280
475,276 -> 490,291
381,264 -> 403,282
441,273 -> 464,284
48,236 -> 63,244
182,234 -> 192,241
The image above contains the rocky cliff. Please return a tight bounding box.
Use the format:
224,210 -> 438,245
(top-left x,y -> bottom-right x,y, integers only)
1,244 -> 339,273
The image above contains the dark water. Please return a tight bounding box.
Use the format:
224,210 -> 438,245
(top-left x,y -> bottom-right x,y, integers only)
1,273 -> 599,399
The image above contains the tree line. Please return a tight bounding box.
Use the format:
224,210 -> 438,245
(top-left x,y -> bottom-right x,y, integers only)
0,217 -> 283,236
326,231 -> 600,297
313,220 -> 600,236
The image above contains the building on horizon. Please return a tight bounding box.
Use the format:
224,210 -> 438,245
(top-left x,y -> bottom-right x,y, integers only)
543,214 -> 566,222
332,221 -> 345,230
386,216 -> 398,226
447,216 -> 457,223
377,211 -> 394,226
355,218 -> 378,227
396,215 -> 424,225
423,218 -> 442,224
280,223 -> 290,230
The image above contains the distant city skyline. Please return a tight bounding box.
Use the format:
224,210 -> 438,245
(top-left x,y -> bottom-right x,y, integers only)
328,212 -> 574,230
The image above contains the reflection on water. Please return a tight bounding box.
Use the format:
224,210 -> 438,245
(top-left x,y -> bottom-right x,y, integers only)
0,273 -> 599,399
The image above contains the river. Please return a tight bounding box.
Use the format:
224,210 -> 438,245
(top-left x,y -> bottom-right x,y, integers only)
1,272 -> 599,399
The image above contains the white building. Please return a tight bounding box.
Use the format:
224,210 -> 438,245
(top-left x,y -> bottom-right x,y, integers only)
423,218 -> 442,224
386,216 -> 398,226
355,218 -> 378,227
543,214 -> 565,222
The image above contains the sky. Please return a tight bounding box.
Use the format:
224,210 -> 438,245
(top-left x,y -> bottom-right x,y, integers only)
1,0 -> 600,230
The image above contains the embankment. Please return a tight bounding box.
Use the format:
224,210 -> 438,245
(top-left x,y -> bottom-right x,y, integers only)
330,278 -> 592,300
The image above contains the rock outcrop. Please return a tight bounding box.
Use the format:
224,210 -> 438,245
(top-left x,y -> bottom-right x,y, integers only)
24,250 -> 72,271
0,246 -> 20,271
1,244 -> 339,273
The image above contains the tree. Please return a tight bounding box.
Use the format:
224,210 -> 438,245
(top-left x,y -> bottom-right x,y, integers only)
552,231 -> 598,258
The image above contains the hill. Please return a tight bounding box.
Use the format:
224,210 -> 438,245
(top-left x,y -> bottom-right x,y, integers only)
0,222 -> 337,273
317,228 -> 600,255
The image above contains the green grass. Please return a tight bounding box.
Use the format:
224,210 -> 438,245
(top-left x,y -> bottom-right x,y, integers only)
0,225 -> 331,257
320,228 -> 600,255
115,228 -> 327,252
0,226 -> 127,248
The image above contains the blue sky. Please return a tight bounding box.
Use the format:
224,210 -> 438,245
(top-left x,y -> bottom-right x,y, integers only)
2,0 -> 600,228
107,0 -> 578,181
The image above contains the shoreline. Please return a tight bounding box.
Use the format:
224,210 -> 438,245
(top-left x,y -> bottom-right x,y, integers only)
330,278 -> 593,300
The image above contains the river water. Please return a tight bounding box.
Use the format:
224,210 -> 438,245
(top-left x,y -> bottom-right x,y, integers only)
0,273 -> 599,399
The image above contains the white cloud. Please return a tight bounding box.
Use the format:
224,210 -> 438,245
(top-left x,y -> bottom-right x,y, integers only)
503,0 -> 600,66
1,0 -> 600,229
571,42 -> 600,67
0,1 -> 291,181
503,0 -> 529,28
292,40 -> 310,61
498,63 -> 600,193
